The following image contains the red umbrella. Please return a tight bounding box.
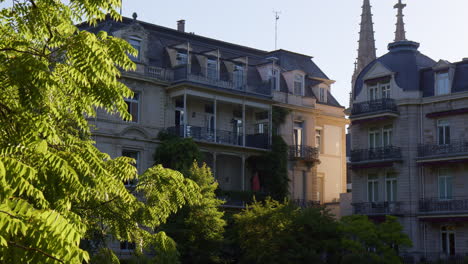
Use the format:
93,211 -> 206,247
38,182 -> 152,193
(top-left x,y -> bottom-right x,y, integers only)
252,172 -> 260,192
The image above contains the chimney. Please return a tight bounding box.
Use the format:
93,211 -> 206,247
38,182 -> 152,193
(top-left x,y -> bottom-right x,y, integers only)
177,20 -> 185,32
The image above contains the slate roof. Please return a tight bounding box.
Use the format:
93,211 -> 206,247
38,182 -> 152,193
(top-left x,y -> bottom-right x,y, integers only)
420,60 -> 468,97
79,16 -> 343,107
353,41 -> 436,99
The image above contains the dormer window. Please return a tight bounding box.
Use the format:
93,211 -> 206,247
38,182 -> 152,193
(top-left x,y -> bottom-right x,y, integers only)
207,58 -> 218,80
319,87 -> 326,102
436,71 -> 450,95
293,74 -> 304,96
366,77 -> 391,101
270,68 -> 280,91
176,52 -> 188,65
129,37 -> 142,61
233,65 -> 245,89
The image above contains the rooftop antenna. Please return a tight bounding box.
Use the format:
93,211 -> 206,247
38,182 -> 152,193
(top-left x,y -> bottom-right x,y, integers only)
273,10 -> 281,50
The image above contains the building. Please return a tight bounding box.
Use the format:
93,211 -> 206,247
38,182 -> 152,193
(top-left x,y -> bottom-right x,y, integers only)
348,0 -> 468,261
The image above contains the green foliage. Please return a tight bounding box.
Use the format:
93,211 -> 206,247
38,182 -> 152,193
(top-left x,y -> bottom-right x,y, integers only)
160,162 -> 226,264
154,132 -> 202,175
90,248 -> 120,264
233,198 -> 340,264
272,106 -> 290,134
0,1 -> 202,263
247,135 -> 289,200
340,215 -> 412,264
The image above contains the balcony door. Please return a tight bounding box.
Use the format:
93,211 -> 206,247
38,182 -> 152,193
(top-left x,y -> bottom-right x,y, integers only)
385,173 -> 397,202
382,126 -> 393,147
368,128 -> 381,149
369,85 -> 379,101
233,65 -> 244,89
438,168 -> 453,200
437,120 -> 450,145
441,225 -> 456,256
207,58 -> 218,80
294,122 -> 304,156
368,174 -> 379,202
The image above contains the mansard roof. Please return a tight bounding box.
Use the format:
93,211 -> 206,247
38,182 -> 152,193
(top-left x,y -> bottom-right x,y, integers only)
353,41 -> 436,99
79,16 -> 342,107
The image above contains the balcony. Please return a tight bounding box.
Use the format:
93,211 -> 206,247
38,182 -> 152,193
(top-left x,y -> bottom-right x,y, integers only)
419,197 -> 468,214
350,98 -> 399,124
417,140 -> 468,164
288,145 -> 319,163
166,125 -> 269,149
352,201 -> 405,216
350,146 -> 402,169
172,65 -> 272,97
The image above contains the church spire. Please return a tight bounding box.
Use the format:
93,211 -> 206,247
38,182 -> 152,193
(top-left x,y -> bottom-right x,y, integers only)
394,0 -> 407,42
351,0 -> 376,102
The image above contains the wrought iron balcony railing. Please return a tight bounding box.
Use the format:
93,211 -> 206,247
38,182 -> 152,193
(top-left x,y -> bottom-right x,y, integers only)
288,145 -> 319,162
352,201 -> 404,215
419,197 -> 468,213
166,125 -> 269,149
418,139 -> 468,158
350,146 -> 402,163
351,98 -> 398,116
172,65 -> 272,96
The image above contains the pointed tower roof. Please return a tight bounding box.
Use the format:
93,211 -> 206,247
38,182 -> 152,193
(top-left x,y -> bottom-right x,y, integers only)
394,0 -> 407,41
351,0 -> 377,103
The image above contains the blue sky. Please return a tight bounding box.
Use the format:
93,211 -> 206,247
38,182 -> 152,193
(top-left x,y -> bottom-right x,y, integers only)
121,0 -> 468,107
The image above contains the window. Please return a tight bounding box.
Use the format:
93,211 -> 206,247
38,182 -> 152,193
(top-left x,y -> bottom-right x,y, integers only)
233,65 -> 245,89
293,74 -> 304,96
382,125 -> 393,147
381,82 -> 391,98
294,122 -> 304,147
436,72 -> 450,95
207,58 -> 217,80
437,120 -> 450,145
368,128 -> 381,149
319,87 -> 326,102
385,173 -> 397,202
441,226 -> 456,256
315,129 -> 322,152
438,168 -> 452,200
176,52 -> 188,65
122,150 -> 139,186
369,85 -> 379,101
120,241 -> 136,251
129,37 -> 141,61
125,92 -> 139,123
368,174 -> 379,202
255,123 -> 268,134
270,68 -> 280,91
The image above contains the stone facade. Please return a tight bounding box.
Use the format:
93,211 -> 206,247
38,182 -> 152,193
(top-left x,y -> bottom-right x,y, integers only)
83,16 -> 348,255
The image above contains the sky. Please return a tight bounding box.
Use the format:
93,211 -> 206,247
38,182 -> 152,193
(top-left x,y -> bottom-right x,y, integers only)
119,0 -> 468,107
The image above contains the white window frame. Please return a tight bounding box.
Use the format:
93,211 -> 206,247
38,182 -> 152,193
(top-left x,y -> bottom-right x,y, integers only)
367,174 -> 379,202
319,87 -> 326,102
128,37 -> 142,61
440,225 -> 456,256
435,71 -> 450,96
124,92 -> 140,123
270,68 -> 280,91
315,128 -> 322,153
369,84 -> 379,101
381,82 -> 391,99
385,173 -> 397,202
382,125 -> 393,147
437,120 -> 450,145
438,168 -> 453,200
368,128 -> 381,149
293,74 -> 304,96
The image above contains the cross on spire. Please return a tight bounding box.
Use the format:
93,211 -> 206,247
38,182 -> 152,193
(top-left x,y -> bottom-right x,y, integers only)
394,0 -> 407,42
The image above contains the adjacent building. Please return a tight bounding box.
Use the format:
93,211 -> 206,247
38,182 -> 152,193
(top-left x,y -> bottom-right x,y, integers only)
349,0 -> 468,261
80,14 -> 347,254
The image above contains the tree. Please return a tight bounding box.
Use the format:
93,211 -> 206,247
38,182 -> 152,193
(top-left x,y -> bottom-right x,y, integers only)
0,1 -> 200,263
155,136 -> 225,263
154,132 -> 202,175
233,199 -> 340,264
339,215 -> 412,264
